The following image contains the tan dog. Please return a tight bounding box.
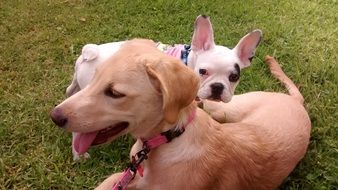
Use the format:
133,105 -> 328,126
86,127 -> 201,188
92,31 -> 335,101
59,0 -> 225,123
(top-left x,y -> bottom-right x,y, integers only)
50,39 -> 311,190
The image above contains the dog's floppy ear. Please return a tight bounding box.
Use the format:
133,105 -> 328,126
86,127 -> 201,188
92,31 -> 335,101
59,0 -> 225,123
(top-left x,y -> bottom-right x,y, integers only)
65,73 -> 81,97
233,29 -> 262,68
191,15 -> 215,52
145,56 -> 200,124
65,53 -> 84,97
82,44 -> 99,61
65,44 -> 99,96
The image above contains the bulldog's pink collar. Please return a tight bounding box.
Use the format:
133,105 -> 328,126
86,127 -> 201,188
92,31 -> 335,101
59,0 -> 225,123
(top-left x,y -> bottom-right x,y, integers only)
113,109 -> 196,190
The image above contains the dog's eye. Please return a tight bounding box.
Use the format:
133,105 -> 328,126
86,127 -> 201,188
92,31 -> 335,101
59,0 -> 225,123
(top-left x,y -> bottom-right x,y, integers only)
105,88 -> 125,99
229,73 -> 239,82
199,69 -> 208,76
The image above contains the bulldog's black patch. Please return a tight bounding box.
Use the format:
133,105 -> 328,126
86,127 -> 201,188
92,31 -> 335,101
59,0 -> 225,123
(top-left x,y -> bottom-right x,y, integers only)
234,63 -> 240,75
229,64 -> 240,82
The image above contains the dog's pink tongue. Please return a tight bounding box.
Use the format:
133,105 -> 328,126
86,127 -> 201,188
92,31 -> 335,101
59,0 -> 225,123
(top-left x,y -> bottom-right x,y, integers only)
74,132 -> 98,154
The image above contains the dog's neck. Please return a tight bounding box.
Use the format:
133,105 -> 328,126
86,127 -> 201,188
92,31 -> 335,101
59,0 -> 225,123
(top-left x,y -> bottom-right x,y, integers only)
139,103 -> 197,140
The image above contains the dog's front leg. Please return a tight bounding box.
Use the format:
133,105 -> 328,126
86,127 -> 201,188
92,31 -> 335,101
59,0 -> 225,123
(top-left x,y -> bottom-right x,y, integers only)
199,100 -> 228,123
95,172 -> 124,190
130,140 -> 142,159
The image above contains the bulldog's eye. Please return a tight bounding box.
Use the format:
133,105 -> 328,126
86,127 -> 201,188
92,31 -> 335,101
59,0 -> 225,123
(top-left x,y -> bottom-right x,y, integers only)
105,88 -> 125,99
229,73 -> 240,82
199,69 -> 208,76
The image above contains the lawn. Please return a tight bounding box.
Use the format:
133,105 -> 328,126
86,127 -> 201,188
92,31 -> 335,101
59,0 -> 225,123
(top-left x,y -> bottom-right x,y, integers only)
0,0 -> 337,189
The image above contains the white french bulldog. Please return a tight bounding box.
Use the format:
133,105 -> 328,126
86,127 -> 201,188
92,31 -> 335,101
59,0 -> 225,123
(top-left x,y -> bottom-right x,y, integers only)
66,15 -> 262,160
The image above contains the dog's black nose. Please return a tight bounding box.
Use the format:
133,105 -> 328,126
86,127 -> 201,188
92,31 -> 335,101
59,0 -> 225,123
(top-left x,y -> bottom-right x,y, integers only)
50,108 -> 68,128
210,82 -> 224,97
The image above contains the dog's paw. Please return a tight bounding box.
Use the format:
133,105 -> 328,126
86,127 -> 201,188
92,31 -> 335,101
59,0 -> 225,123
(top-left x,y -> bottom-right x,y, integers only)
73,152 -> 91,161
95,173 -> 123,190
201,100 -> 227,123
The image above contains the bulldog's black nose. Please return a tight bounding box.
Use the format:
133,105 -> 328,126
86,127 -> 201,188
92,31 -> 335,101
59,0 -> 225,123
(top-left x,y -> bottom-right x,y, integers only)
210,82 -> 224,98
50,107 -> 68,128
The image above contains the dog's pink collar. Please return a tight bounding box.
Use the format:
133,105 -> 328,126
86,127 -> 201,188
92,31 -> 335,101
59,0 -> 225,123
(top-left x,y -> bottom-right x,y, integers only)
143,109 -> 196,149
112,109 -> 196,190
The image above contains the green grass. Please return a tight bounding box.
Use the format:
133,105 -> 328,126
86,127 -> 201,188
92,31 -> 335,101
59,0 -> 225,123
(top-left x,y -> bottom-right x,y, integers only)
0,0 -> 337,189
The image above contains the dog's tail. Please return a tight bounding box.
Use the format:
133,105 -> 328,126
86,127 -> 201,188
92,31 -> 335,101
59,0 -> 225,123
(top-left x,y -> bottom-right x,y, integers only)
265,55 -> 304,104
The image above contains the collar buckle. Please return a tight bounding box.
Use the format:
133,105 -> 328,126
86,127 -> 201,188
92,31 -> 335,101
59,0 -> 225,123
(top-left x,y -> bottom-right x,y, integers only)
161,128 -> 185,142
181,44 -> 191,65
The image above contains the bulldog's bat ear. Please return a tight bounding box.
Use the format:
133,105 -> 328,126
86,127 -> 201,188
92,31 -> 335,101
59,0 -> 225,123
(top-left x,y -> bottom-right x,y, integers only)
191,15 -> 215,52
234,29 -> 262,68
